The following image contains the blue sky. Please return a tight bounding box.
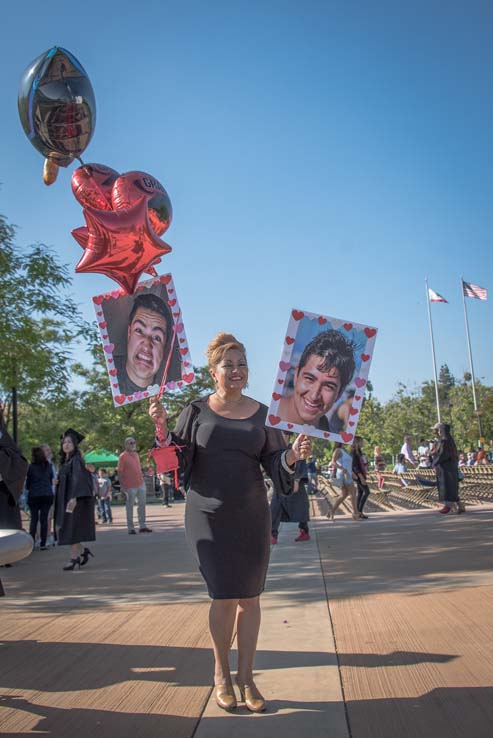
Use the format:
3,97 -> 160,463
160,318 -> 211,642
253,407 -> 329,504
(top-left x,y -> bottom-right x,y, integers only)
2,0 -> 492,406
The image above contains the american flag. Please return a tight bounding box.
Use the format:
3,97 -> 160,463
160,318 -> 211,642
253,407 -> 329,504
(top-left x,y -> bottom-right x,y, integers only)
428,287 -> 448,303
462,280 -> 488,301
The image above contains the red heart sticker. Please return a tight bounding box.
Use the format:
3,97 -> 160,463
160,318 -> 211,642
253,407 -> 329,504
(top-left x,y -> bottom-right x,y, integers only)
343,323 -> 353,331
318,316 -> 328,325
287,423 -> 294,429
349,421 -> 355,427
361,354 -> 370,362
278,379 -> 284,385
323,432 -> 330,438
364,327 -> 377,338
168,299 -> 177,307
272,392 -> 281,401
341,431 -> 353,442
179,348 -> 188,356
183,361 -> 190,367
102,334 -> 108,340
177,381 -> 183,388
349,407 -> 359,416
179,338 -> 186,343
269,414 -> 281,425
107,358 -> 113,364
285,336 -> 295,345
99,321 -> 107,329
127,396 -> 134,402
355,394 -> 361,401
173,311 -> 180,317
144,392 -> 149,397
109,369 -> 117,377
113,383 -> 118,388
96,311 -> 103,317
168,288 -> 174,294
355,378 -> 366,388
93,295 -> 104,305
114,395 -> 126,405
183,373 -> 194,383
292,309 -> 304,321
160,275 -> 172,285
279,361 -> 291,372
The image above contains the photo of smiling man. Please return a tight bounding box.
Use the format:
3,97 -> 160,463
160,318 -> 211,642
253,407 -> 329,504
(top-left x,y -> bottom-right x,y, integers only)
93,275 -> 190,407
267,309 -> 377,442
278,330 -> 356,431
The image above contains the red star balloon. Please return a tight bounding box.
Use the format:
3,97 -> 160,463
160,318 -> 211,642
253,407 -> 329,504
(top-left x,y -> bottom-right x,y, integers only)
72,224 -> 162,277
73,196 -> 172,294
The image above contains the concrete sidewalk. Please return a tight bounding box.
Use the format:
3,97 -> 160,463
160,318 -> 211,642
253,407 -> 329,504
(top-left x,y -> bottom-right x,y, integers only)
1,502 -> 492,737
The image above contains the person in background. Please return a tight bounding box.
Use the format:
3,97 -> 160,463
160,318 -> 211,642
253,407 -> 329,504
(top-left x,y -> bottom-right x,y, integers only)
400,435 -> 416,467
98,468 -> 113,523
328,442 -> 358,520
458,453 -> 467,467
306,456 -> 318,494
0,411 -> 27,531
353,436 -> 371,518
270,457 -> 311,543
26,447 -> 54,550
159,470 -> 175,507
393,453 -> 409,487
373,446 -> 386,490
431,423 -> 465,514
417,438 -> 431,468
40,444 -> 57,546
117,437 -> 152,535
54,429 -> 96,570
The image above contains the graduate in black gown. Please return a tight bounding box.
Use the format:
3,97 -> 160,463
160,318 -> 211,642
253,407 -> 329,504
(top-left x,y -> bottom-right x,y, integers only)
150,332 -> 312,713
0,411 -> 28,531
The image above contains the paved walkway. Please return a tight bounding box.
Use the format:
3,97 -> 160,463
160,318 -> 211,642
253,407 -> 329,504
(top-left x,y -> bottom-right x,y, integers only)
1,502 -> 492,737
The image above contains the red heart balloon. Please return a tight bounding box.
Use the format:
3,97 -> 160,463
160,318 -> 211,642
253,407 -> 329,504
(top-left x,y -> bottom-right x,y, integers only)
72,163 -> 119,210
111,170 -> 172,236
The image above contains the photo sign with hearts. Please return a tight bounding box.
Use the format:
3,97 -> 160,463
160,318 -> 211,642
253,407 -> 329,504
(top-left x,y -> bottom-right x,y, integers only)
266,308 -> 377,443
92,273 -> 194,408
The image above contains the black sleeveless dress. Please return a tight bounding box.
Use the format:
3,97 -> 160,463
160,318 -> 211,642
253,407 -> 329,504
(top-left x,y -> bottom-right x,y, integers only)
172,397 -> 294,599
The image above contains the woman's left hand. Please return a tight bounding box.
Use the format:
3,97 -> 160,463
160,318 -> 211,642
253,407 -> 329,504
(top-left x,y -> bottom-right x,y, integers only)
288,433 -> 312,463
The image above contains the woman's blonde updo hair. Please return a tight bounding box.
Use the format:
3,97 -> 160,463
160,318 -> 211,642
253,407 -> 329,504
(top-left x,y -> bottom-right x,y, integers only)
206,332 -> 247,369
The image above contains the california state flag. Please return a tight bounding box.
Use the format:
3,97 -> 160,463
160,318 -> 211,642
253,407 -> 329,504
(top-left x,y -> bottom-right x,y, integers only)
428,288 -> 448,303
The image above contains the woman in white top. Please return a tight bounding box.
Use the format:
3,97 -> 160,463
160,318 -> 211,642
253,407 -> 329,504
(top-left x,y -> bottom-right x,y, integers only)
328,442 -> 358,520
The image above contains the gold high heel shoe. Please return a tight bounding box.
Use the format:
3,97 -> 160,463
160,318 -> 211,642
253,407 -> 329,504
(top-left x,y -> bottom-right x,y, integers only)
236,679 -> 266,712
214,683 -> 237,711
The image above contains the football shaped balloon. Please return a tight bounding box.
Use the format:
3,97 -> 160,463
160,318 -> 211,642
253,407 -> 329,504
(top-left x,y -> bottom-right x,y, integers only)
18,46 -> 96,167
72,163 -> 119,210
112,171 -> 172,236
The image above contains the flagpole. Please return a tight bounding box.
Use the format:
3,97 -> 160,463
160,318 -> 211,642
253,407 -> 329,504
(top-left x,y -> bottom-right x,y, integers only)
425,278 -> 441,423
461,276 -> 483,440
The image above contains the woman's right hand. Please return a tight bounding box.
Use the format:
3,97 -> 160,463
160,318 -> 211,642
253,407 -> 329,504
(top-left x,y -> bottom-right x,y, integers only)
149,397 -> 168,432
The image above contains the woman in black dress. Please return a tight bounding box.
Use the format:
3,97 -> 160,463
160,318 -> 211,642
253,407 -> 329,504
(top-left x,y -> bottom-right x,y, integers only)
26,447 -> 54,549
54,429 -> 96,570
149,333 -> 311,712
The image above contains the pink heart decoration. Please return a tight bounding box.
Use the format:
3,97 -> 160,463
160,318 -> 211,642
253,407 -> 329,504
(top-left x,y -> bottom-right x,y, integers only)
272,392 -> 281,401
183,361 -> 190,367
167,381 -> 176,390
292,310 -> 304,321
179,348 -> 188,356
107,358 -> 113,364
99,321 -> 107,329
111,290 -> 120,299
177,381 -> 183,388
361,354 -> 370,362
318,316 -> 328,325
349,407 -> 359,416
341,431 -> 353,442
279,361 -> 291,372
286,336 -> 295,345
93,296 -> 104,305
287,423 -> 294,429
109,369 -> 117,377
183,373 -> 194,383
324,432 -> 330,438
364,327 -> 377,338
343,323 -> 353,331
349,421 -> 355,427
269,415 -> 281,425
114,395 -> 126,405
176,322 -> 184,333
173,311 -> 180,317
96,311 -> 103,317
278,379 -> 284,385
113,383 -> 118,388
104,344 -> 115,353
102,334 -> 108,340
355,394 -> 361,401
134,391 -> 144,400
160,274 -> 172,285
168,299 -> 177,307
355,377 -> 366,388
179,338 -> 186,344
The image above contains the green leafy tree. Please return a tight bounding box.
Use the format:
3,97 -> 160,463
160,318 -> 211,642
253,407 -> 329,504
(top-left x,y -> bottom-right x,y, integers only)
0,212 -> 88,431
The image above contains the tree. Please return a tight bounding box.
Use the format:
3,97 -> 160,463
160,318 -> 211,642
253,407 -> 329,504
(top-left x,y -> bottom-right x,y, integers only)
0,212 -> 88,433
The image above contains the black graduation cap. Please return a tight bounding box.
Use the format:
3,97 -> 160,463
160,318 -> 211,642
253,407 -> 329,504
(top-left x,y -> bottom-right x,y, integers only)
61,428 -> 85,445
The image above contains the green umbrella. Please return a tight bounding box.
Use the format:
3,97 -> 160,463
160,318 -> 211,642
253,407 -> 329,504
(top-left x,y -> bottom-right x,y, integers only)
84,449 -> 119,468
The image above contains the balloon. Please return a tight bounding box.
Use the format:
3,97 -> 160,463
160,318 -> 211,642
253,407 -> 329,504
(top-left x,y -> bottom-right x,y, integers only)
72,163 -> 119,210
18,46 -> 96,167
73,197 -> 172,294
112,171 -> 172,236
43,158 -> 59,185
